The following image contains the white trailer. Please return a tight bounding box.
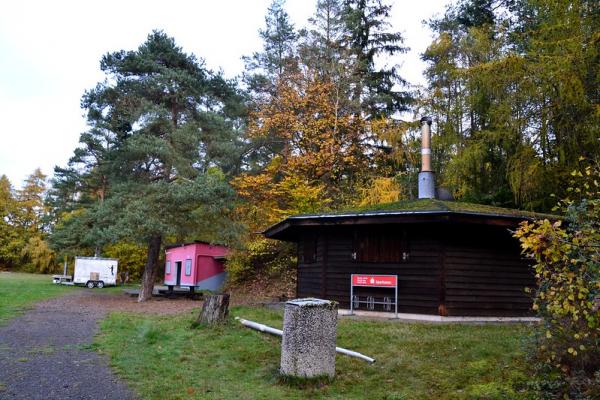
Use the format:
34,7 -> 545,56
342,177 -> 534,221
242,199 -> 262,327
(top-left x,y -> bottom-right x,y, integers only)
73,257 -> 118,288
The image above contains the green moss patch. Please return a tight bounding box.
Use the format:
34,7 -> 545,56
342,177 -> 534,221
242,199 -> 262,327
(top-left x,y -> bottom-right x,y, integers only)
307,199 -> 557,220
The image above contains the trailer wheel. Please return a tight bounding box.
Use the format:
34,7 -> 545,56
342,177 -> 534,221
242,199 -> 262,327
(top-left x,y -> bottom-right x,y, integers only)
96,281 -> 104,289
86,281 -> 95,289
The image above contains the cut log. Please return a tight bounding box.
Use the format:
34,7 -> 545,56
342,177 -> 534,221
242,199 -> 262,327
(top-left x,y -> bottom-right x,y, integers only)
197,294 -> 230,325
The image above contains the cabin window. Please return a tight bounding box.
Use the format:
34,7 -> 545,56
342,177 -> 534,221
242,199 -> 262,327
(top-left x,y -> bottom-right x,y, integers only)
165,261 -> 171,274
355,231 -> 408,263
302,235 -> 318,264
185,259 -> 192,276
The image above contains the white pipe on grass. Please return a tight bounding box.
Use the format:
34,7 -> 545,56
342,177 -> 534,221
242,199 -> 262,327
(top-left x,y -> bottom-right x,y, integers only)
236,317 -> 283,336
335,347 -> 376,363
235,317 -> 376,364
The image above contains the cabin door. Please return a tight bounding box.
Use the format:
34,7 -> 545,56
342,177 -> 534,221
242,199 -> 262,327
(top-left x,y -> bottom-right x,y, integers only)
175,262 -> 182,286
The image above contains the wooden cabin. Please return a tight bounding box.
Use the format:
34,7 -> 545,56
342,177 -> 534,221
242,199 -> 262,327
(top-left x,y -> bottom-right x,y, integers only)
164,241 -> 229,291
264,117 -> 551,317
263,198 -> 544,317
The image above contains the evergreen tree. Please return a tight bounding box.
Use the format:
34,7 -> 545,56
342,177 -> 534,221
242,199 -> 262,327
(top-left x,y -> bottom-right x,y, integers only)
300,0 -> 347,80
243,0 -> 298,98
51,31 -> 243,300
238,0 -> 412,216
342,0 -> 411,117
299,0 -> 411,117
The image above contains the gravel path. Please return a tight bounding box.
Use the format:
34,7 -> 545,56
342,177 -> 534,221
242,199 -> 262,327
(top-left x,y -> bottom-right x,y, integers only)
0,290 -> 136,400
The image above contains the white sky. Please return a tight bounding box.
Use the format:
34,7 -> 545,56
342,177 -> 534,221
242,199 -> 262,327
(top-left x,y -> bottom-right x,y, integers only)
0,0 -> 450,188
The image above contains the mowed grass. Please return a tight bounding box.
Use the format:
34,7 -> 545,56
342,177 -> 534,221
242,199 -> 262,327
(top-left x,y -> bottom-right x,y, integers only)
96,306 -> 535,400
0,272 -> 75,324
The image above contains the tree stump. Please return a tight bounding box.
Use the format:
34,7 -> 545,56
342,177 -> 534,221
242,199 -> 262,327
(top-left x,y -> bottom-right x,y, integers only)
196,294 -> 230,325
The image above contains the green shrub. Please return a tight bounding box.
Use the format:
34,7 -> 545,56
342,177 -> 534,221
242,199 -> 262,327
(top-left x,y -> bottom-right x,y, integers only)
20,236 -> 58,273
515,162 -> 600,399
226,238 -> 295,285
104,241 -> 147,282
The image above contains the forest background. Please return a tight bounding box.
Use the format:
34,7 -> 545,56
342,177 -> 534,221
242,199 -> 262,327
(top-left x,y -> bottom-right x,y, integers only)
0,0 -> 597,296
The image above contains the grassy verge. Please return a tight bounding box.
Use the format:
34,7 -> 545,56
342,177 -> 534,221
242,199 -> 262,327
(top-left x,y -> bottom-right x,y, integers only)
96,306 -> 534,399
0,272 -> 76,324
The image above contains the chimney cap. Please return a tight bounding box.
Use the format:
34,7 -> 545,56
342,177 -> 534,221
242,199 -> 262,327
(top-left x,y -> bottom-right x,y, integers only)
420,116 -> 433,124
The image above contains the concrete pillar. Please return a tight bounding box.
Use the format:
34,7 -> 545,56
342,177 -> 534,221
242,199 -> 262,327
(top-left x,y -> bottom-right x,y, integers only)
280,298 -> 338,378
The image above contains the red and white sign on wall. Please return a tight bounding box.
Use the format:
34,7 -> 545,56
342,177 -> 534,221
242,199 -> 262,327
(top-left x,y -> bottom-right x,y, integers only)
350,274 -> 398,318
352,274 -> 397,288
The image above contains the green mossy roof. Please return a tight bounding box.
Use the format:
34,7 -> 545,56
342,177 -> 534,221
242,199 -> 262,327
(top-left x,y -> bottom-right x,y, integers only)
293,199 -> 557,220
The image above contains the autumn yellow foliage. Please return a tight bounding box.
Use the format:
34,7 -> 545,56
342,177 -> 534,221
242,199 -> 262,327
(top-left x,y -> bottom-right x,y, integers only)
231,71 -> 395,285
514,162 -> 599,396
234,71 -> 377,232
358,177 -> 404,207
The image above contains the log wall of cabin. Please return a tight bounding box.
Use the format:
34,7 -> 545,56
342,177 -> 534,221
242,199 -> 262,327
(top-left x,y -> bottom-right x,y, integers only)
441,225 -> 535,317
296,222 -> 535,317
298,224 -> 442,315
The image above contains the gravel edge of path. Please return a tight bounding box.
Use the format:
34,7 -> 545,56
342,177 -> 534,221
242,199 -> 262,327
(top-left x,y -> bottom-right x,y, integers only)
0,290 -> 137,400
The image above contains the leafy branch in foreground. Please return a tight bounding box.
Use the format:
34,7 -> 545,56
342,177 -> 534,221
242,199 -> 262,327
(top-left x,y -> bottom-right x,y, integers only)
515,161 -> 599,398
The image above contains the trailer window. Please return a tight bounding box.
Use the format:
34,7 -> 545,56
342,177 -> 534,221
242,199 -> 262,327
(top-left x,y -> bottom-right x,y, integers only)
185,259 -> 192,276
165,261 -> 171,274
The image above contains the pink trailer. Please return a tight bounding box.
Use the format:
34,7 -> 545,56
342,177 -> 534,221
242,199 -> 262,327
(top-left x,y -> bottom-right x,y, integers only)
164,241 -> 229,291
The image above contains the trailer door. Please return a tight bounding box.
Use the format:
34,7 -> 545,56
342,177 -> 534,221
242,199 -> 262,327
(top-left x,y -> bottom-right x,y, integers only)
175,261 -> 182,286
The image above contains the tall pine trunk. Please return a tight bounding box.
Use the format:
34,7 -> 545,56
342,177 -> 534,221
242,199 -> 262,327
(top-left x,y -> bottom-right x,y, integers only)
138,235 -> 162,302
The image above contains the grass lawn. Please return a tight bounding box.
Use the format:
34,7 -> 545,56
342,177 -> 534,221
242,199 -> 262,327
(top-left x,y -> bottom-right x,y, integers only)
96,306 -> 535,400
0,272 -> 76,324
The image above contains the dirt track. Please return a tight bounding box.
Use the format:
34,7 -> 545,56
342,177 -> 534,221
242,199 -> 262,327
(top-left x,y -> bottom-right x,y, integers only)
0,289 -> 202,400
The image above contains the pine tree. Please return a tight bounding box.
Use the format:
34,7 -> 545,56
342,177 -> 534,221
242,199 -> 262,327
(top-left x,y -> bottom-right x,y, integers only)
299,0 -> 411,118
51,31 -> 242,301
243,0 -> 298,98
300,0 -> 347,80
342,0 -> 411,117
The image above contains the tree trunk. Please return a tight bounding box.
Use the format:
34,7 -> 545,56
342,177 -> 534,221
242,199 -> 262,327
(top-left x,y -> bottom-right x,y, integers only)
138,235 -> 162,302
196,294 -> 230,325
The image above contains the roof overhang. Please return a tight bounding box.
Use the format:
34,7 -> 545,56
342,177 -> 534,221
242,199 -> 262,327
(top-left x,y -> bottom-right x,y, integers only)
263,210 -> 536,241
165,240 -> 227,250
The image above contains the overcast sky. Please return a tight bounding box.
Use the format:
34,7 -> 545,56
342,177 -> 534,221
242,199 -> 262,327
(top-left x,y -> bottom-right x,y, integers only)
0,0 -> 449,188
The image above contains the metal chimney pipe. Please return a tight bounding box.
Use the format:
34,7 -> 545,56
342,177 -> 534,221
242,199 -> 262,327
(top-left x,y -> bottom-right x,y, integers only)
418,116 -> 435,199
420,116 -> 433,172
